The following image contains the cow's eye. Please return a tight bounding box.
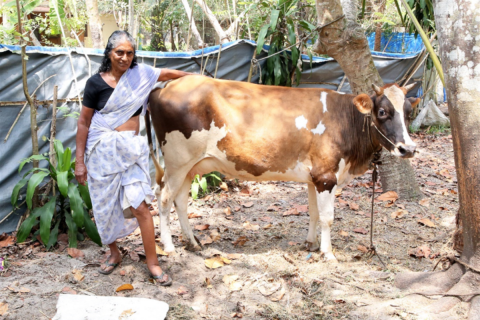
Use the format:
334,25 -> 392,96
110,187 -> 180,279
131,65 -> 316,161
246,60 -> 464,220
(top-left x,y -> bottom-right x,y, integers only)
378,109 -> 386,117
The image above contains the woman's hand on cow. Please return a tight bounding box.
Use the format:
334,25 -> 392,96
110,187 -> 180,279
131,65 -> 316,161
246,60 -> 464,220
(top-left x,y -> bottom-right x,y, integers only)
75,162 -> 88,186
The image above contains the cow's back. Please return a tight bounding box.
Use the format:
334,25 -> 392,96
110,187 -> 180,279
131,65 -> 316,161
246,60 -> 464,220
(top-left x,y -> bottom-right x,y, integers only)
149,75 -> 354,181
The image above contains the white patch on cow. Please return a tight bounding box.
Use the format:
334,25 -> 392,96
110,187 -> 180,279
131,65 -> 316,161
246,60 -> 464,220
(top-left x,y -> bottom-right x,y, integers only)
383,86 -> 416,147
320,92 -> 328,112
311,121 -> 326,135
317,186 -> 337,262
337,91 -> 345,95
295,115 -> 308,130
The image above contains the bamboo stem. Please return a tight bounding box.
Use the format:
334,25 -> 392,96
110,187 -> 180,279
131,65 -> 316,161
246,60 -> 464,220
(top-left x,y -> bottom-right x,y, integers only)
399,0 -> 444,86
393,0 -> 405,27
214,43 -> 222,78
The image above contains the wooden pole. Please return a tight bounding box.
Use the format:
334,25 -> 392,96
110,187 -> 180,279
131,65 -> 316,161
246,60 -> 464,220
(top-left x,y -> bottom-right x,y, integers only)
247,50 -> 256,83
16,0 -> 39,209
49,86 -> 58,196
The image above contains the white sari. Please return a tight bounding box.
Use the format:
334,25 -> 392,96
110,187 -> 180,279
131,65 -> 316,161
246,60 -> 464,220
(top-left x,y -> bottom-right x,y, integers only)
85,64 -> 161,244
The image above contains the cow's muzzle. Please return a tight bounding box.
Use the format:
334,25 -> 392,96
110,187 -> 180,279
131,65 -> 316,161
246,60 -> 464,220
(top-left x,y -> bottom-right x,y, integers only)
392,143 -> 416,158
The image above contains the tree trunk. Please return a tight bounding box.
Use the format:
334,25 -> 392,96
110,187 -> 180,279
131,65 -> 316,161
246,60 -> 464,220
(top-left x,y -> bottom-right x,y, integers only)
314,0 -> 383,94
170,20 -> 177,51
314,0 -> 422,200
373,0 -> 385,51
194,0 -> 246,44
128,0 -> 134,35
181,0 -> 204,48
434,0 -> 480,269
85,0 -> 104,49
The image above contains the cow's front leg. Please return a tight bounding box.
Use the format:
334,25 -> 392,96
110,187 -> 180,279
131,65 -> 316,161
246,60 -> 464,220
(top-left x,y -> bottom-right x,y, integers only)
306,183 -> 320,251
311,170 -> 338,262
316,186 -> 337,262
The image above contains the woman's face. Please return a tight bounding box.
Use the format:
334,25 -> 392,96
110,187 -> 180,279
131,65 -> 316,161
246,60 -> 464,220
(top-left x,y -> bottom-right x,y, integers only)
109,40 -> 134,73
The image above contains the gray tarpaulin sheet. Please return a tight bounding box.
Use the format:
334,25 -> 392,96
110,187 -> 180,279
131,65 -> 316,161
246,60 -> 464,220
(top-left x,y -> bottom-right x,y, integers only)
0,37 -> 424,233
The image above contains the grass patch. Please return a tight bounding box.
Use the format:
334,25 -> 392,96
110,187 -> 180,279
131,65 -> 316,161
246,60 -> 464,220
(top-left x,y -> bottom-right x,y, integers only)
425,125 -> 451,135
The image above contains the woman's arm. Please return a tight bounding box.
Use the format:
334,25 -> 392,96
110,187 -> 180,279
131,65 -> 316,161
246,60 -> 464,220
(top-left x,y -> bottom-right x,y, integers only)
158,69 -> 195,82
75,106 -> 94,185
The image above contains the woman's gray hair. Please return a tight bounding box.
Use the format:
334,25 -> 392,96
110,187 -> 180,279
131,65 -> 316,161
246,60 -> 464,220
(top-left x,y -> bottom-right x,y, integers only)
98,30 -> 138,73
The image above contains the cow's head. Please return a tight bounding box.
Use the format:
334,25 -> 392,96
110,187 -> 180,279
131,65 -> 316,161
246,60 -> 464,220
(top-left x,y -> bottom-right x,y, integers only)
353,83 -> 420,158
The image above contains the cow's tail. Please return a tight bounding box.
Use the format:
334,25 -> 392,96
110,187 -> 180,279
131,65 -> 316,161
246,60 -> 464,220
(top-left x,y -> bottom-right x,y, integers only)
145,109 -> 165,186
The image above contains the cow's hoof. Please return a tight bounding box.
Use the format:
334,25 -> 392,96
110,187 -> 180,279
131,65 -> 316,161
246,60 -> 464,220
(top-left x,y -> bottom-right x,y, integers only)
163,243 -> 176,254
185,243 -> 202,252
305,241 -> 320,252
323,252 -> 338,263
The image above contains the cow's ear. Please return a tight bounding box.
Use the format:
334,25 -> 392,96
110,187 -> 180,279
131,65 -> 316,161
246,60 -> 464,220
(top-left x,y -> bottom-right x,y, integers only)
408,97 -> 420,107
353,94 -> 373,114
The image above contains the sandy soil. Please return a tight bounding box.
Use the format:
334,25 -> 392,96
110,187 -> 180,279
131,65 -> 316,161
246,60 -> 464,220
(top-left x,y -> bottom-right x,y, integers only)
0,130 -> 466,320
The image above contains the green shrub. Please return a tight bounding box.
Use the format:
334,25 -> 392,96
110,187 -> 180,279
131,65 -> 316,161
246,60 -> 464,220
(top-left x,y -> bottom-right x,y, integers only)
11,140 -> 101,249
191,171 -> 223,200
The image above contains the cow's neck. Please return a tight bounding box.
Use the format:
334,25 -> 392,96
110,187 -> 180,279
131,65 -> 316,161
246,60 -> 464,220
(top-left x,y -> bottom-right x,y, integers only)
341,100 -> 382,175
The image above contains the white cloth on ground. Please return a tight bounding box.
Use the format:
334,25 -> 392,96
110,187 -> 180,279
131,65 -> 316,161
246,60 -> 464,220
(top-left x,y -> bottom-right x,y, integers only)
85,64 -> 161,245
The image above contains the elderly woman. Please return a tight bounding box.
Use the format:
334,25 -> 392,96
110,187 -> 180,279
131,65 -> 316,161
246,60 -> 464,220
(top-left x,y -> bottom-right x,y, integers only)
75,30 -> 191,286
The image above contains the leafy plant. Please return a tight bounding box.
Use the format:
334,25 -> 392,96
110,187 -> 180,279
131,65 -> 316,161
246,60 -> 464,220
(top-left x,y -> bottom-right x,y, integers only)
12,139 -> 101,249
191,172 -> 223,199
255,0 -> 314,86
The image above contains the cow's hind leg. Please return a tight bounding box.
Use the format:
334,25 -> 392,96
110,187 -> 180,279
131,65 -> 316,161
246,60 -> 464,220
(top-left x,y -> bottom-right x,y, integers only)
317,186 -> 337,262
306,183 -> 320,251
174,177 -> 201,251
156,173 -> 187,253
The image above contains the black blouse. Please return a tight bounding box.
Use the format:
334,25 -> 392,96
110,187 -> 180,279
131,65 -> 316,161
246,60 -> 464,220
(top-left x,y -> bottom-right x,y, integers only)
83,73 -> 142,117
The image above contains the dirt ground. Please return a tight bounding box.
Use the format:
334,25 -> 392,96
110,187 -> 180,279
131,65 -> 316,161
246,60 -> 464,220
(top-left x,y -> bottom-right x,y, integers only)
0,129 -> 466,320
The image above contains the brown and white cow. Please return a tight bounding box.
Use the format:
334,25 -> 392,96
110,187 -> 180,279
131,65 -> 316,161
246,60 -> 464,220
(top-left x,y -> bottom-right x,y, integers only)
147,76 -> 419,261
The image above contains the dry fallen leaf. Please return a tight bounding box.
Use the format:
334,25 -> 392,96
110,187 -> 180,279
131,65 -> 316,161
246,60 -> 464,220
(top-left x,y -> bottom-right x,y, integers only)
220,182 -> 229,191
357,245 -> 368,253
377,191 -> 399,202
267,204 -> 280,211
335,188 -> 342,196
349,203 -> 360,211
243,221 -> 260,231
224,207 -> 232,216
195,224 -> 210,231
233,236 -> 248,247
129,251 -> 140,262
155,244 -> 168,256
8,286 -> 30,293
260,216 -> 272,222
188,212 -> 202,219
210,230 -> 221,242
67,248 -> 85,258
271,285 -> 286,302
205,256 -> 231,269
73,270 -> 84,282
419,198 -> 430,207
283,208 -> 300,216
294,205 -> 309,213
339,230 -> 349,237
391,209 -> 408,219
223,275 -> 243,291
242,202 -> 254,208
227,253 -> 242,260
353,228 -> 368,235
0,234 -> 15,248
0,302 -> 8,316
62,287 -> 77,295
205,278 -> 213,289
409,245 -> 431,259
258,281 -> 281,296
177,286 -> 189,295
418,218 -> 436,228
263,223 -> 273,229
115,284 -> 134,292
288,241 -> 299,246
240,187 -> 251,195
200,235 -> 213,245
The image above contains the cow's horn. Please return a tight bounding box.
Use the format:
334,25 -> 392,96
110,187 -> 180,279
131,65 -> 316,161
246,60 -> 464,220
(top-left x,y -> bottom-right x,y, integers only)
372,84 -> 383,96
403,82 -> 416,92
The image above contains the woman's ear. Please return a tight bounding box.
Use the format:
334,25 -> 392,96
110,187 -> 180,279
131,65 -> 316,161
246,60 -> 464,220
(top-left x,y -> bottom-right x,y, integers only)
353,94 -> 373,114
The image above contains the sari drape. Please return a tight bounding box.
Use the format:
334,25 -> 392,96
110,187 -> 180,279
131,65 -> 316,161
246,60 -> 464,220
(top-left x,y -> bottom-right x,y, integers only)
85,64 -> 160,244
